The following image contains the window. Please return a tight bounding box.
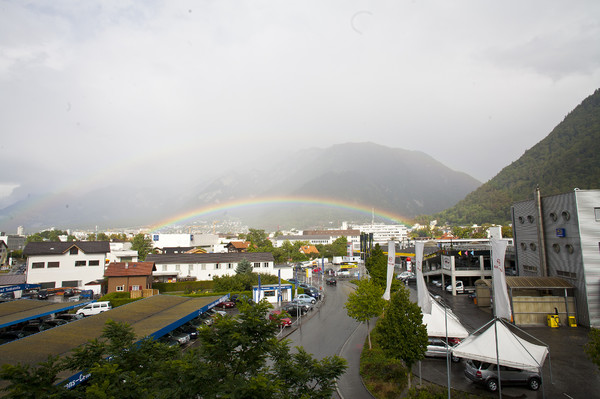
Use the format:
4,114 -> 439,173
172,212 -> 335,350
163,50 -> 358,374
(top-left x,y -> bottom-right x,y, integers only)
557,270 -> 577,279
227,263 -> 233,269
175,265 -> 180,271
595,208 -> 600,221
562,211 -> 571,221
88,260 -> 100,266
549,212 -> 558,221
264,290 -> 276,297
116,285 -> 124,292
527,215 -> 535,223
201,264 -> 206,270
47,261 -> 59,268
131,285 -> 141,291
518,216 -> 524,224
62,280 -> 78,287
520,242 -> 527,251
566,244 -> 575,254
162,265 -> 168,271
32,262 -> 44,269
69,247 -> 78,255
215,263 -> 220,270
254,263 -> 260,268
523,265 -> 538,272
75,260 -> 86,267
529,243 -> 537,251
188,264 -> 194,273
263,262 -> 269,268
552,243 -> 560,253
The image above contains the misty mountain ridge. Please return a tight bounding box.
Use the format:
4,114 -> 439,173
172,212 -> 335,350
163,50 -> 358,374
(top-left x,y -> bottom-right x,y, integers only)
0,142 -> 482,232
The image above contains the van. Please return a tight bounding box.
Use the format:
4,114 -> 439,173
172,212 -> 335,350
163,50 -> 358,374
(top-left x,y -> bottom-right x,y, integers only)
76,301 -> 112,317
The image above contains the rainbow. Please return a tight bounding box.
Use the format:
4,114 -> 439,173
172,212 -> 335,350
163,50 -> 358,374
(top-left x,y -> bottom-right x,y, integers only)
148,196 -> 411,232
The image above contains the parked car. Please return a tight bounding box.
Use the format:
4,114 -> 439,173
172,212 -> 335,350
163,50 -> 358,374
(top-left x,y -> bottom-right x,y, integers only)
304,287 -> 321,300
397,271 -> 415,281
431,279 -> 442,288
0,331 -> 26,344
425,338 -> 460,362
176,324 -> 199,339
215,300 -> 236,309
294,294 -> 316,304
63,288 -> 76,297
42,319 -> 69,328
20,323 -> 51,336
282,303 -> 309,316
287,278 -> 299,285
208,308 -> 227,317
168,330 -> 191,346
464,359 -> 542,392
269,310 -> 292,327
76,301 -> 112,317
158,336 -> 180,347
36,290 -> 49,300
198,313 -> 214,326
56,313 -> 84,322
326,277 -> 337,286
0,292 -> 15,302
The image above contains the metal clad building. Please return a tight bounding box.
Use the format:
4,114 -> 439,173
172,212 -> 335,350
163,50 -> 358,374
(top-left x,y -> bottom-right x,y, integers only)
512,189 -> 600,327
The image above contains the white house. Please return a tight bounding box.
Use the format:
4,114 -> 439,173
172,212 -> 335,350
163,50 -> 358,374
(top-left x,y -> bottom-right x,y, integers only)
146,252 -> 278,282
106,241 -> 139,263
23,241 -> 110,291
150,233 -> 222,252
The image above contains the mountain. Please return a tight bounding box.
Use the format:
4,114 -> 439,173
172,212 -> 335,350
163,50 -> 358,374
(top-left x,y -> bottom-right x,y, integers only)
432,88 -> 600,225
188,142 -> 481,229
0,143 -> 481,232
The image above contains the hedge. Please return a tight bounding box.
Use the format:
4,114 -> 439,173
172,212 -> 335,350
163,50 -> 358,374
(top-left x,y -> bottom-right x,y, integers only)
153,281 -> 214,293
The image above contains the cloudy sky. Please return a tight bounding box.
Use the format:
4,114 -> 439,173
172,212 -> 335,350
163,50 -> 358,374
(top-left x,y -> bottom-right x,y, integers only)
1,0 -> 599,209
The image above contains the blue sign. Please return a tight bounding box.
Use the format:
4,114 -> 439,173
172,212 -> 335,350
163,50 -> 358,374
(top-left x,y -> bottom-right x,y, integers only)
556,228 -> 566,238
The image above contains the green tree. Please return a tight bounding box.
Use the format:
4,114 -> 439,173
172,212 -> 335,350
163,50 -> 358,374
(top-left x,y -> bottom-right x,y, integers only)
365,244 -> 387,287
96,232 -> 109,241
244,228 -> 273,251
585,328 -> 600,372
374,286 -> 428,388
235,258 -> 253,274
131,233 -> 154,261
345,279 -> 386,349
86,233 -> 97,241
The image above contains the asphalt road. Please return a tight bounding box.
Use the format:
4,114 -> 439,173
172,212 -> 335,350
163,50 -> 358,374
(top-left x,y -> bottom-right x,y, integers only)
285,279 -> 373,399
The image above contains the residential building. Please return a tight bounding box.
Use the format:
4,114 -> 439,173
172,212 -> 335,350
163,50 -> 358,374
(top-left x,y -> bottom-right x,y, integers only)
104,262 -> 156,294
106,241 -> 139,264
146,252 -> 283,282
150,233 -> 221,252
226,241 -> 250,253
0,234 -> 26,252
23,241 -> 110,290
349,223 -> 408,247
512,188 -> 600,327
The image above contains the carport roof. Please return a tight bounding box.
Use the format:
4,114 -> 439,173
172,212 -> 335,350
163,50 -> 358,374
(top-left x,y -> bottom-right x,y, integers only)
0,299 -> 93,329
0,295 -> 223,388
476,276 -> 574,289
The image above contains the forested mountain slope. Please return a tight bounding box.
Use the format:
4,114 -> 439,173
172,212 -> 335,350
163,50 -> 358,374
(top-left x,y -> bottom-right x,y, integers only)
431,88 -> 600,225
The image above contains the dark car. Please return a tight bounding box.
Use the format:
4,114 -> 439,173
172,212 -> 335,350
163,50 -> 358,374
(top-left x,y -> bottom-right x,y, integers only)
63,288 -> 75,297
326,277 -> 337,286
176,324 -> 199,339
304,287 -> 321,300
282,304 -> 309,316
56,313 -> 84,322
464,359 -> 541,392
20,323 -> 51,336
37,290 -> 49,300
42,319 -> 69,328
0,331 -> 26,344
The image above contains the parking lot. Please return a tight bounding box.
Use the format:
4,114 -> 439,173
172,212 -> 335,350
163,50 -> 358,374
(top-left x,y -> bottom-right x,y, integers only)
410,284 -> 600,398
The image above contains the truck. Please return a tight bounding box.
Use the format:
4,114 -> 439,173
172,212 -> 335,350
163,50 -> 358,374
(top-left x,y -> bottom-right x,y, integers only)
445,280 -> 475,294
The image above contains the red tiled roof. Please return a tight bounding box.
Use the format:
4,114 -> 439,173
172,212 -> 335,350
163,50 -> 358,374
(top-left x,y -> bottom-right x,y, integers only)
104,262 -> 156,277
229,241 -> 250,249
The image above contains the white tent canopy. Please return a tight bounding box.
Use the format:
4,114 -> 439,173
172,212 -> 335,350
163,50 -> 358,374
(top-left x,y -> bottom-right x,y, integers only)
422,299 -> 469,339
452,319 -> 549,371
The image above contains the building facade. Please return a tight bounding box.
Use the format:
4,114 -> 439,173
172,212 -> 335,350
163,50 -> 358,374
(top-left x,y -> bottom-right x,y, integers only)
146,252 -> 278,282
23,241 -> 110,289
512,189 -> 600,327
104,262 -> 155,294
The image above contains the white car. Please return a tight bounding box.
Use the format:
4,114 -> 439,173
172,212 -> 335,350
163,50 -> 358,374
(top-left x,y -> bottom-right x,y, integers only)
397,271 -> 414,280
295,294 -> 316,304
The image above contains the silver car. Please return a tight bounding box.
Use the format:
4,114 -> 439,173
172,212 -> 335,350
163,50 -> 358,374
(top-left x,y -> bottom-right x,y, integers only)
464,359 -> 542,392
425,338 -> 460,363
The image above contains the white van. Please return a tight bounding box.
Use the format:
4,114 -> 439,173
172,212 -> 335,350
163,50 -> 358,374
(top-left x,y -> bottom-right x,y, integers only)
76,301 -> 112,317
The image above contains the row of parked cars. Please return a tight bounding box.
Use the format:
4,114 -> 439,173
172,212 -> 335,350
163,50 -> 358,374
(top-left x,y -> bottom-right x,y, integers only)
0,312 -> 84,345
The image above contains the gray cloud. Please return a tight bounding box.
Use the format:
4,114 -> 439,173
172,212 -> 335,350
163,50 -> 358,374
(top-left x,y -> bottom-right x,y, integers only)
0,0 -> 599,212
